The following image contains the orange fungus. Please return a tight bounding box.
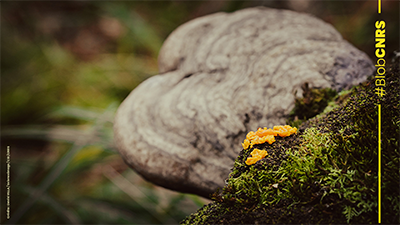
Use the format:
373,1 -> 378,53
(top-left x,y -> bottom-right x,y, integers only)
245,149 -> 268,165
242,125 -> 297,165
241,125 -> 297,150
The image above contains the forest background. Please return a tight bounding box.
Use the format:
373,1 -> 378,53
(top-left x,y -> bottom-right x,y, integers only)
1,1 -> 399,224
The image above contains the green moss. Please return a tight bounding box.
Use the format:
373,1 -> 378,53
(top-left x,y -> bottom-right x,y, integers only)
288,83 -> 338,127
181,60 -> 399,224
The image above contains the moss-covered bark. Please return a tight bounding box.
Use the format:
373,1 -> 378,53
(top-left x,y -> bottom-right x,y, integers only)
181,60 -> 399,224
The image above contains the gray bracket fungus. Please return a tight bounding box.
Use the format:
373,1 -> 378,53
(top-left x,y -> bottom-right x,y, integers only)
114,7 -> 374,198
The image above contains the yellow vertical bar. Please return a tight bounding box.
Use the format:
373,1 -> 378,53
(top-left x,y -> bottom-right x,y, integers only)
378,104 -> 381,223
378,0 -> 381,13
378,0 -> 382,13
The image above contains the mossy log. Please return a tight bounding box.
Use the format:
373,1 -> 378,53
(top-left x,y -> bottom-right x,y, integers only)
180,60 -> 400,224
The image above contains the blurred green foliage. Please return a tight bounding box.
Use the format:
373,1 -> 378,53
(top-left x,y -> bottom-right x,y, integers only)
2,1 -> 399,125
1,1 -> 398,224
2,103 -> 208,224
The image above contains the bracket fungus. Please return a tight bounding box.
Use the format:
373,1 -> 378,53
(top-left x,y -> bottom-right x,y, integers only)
114,7 -> 374,198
